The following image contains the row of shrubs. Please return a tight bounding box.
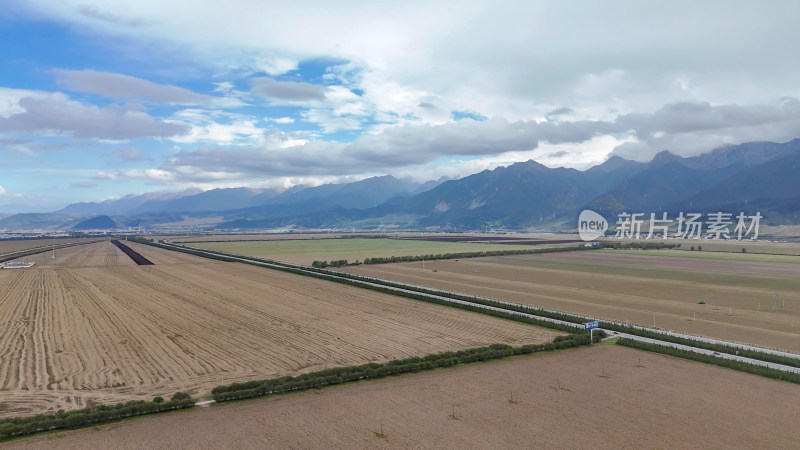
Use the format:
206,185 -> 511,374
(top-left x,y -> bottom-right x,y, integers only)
311,259 -> 350,268
0,393 -> 194,440
616,338 -> 800,384
145,240 -> 800,369
361,244 -> 606,265
607,242 -> 678,250
309,241 -> 680,267
212,334 -> 600,403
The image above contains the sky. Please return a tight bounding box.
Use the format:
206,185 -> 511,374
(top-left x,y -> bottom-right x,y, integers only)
2,1 -> 800,212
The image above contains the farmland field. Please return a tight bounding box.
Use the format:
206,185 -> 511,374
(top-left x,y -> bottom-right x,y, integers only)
0,238 -> 98,257
186,238 -> 541,265
8,344 -> 800,449
0,241 -> 553,419
345,250 -> 800,352
3,240 -> 136,268
599,248 -> 800,263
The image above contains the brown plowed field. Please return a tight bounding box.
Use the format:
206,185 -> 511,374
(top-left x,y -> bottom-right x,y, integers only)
547,251 -> 800,276
346,252 -> 800,352
0,238 -> 96,256
0,243 -> 553,418
8,345 -> 800,449
5,241 -> 137,268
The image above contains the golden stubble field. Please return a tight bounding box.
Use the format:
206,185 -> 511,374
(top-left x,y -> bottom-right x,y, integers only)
0,238 -> 99,257
8,345 -> 800,449
0,241 -> 554,419
3,240 -> 136,268
345,251 -> 800,352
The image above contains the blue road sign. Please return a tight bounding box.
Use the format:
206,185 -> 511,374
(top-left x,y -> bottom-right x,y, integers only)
585,321 -> 599,330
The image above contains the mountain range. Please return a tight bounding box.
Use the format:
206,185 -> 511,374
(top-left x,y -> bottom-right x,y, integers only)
1,139 -> 799,232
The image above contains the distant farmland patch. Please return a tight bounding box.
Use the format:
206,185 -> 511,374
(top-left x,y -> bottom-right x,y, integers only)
186,238 -> 541,265
599,248 -> 800,264
345,250 -> 800,352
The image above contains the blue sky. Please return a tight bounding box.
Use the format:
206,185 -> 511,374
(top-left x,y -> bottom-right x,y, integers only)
2,1 -> 800,212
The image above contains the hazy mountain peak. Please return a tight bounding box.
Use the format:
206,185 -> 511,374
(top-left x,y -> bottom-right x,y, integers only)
649,150 -> 682,166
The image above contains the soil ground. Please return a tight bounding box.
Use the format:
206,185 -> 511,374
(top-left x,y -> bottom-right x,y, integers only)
7,345 -> 799,449
0,238 -> 98,257
3,240 -> 137,268
0,241 -> 552,419
345,251 -> 800,352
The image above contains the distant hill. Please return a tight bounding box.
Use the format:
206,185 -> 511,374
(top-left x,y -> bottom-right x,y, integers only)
0,213 -> 81,230
586,155 -> 733,216
668,152 -> 800,223
586,139 -> 800,218
398,156 -> 647,229
220,175 -> 427,222
16,138 -> 800,231
71,215 -> 118,230
130,187 -> 273,214
57,189 -> 202,215
221,139 -> 800,231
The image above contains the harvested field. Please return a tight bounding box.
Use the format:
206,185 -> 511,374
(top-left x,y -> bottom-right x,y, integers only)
173,232 -> 571,244
4,241 -> 135,268
0,238 -> 97,257
8,345 -> 800,449
187,238 -> 540,265
345,251 -> 800,352
0,243 -> 553,419
123,241 -> 215,265
562,250 -> 800,274
109,240 -> 153,265
172,233 -> 367,242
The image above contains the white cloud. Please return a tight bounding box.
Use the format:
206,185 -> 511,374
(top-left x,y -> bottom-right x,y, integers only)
7,1 -> 800,205
0,88 -> 187,140
70,180 -> 97,188
250,77 -> 328,102
256,55 -> 298,76
301,109 -> 362,133
265,117 -> 295,124
111,147 -> 151,162
118,168 -> 175,183
333,101 -> 367,117
93,171 -> 117,180
168,109 -> 263,145
0,185 -> 5,195
0,88 -> 44,118
53,69 -> 210,104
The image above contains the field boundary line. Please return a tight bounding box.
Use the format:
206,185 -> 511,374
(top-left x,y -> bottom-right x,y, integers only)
142,239 -> 800,367
0,239 -> 106,263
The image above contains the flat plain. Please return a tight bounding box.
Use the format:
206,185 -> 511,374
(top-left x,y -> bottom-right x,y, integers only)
0,238 -> 98,257
0,240 -> 553,419
8,345 -> 799,449
186,237 -> 538,265
346,249 -> 800,352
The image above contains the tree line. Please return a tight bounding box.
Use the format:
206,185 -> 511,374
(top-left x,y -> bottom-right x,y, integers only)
212,333 -> 601,403
0,394 -> 194,440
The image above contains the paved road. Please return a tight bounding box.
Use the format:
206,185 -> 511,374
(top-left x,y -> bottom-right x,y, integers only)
609,331 -> 800,374
161,241 -> 800,373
